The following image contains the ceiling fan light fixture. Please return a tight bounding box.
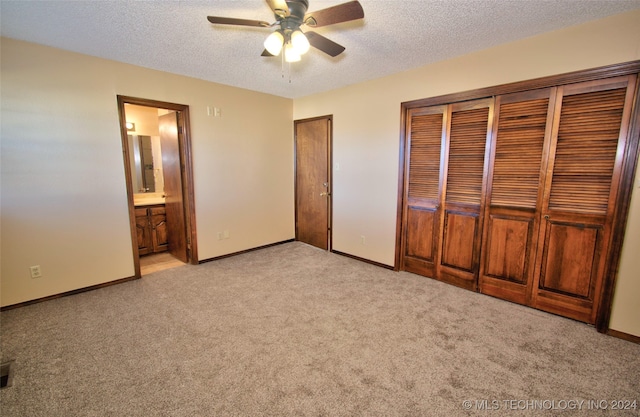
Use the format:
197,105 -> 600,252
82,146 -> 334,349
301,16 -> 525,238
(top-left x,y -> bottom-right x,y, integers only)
291,30 -> 310,55
284,42 -> 301,62
264,30 -> 284,56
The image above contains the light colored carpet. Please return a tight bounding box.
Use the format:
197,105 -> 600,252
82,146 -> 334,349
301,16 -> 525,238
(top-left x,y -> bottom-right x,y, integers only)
1,242 -> 638,416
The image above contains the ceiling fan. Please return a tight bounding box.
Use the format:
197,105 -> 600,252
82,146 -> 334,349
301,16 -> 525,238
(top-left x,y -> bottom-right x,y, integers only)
207,0 -> 364,62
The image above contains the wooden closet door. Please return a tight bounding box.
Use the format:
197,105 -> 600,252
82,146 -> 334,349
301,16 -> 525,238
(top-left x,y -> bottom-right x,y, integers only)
532,75 -> 637,323
479,89 -> 555,304
438,99 -> 493,290
402,106 -> 446,278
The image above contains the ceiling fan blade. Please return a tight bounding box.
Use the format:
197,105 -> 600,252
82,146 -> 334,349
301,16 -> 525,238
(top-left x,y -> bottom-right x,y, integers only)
304,1 -> 364,28
265,0 -> 290,18
305,31 -> 346,57
207,16 -> 271,28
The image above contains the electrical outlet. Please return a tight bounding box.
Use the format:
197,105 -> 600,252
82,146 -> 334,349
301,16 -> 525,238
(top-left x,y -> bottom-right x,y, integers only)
223,230 -> 229,239
217,232 -> 224,240
360,235 -> 366,245
30,265 -> 42,279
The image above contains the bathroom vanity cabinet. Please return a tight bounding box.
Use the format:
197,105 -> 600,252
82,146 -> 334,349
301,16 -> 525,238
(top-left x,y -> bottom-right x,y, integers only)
135,204 -> 168,255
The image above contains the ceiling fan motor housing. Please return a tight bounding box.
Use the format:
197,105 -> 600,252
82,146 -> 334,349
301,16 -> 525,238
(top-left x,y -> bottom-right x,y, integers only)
281,0 -> 309,31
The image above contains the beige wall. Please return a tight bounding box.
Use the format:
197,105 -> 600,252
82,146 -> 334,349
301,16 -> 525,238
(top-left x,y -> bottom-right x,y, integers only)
610,154 -> 640,336
124,104 -> 161,137
1,38 -> 294,306
293,10 -> 640,336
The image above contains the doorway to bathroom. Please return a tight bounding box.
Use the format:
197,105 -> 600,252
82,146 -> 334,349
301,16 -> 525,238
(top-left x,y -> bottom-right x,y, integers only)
117,96 -> 198,277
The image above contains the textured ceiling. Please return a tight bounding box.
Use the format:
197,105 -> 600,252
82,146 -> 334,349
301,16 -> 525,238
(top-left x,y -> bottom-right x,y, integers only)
2,0 -> 639,99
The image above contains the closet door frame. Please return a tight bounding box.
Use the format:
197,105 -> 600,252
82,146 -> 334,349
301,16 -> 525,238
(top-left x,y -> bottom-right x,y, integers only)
396,60 -> 640,334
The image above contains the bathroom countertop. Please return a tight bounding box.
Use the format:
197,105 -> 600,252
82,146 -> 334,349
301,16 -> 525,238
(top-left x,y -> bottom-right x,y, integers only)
134,197 -> 166,206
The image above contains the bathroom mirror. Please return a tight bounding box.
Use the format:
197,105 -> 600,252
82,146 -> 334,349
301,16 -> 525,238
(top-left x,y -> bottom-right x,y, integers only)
127,135 -> 164,194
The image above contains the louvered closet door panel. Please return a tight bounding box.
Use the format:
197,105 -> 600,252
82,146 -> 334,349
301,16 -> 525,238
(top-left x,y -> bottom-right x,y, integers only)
408,111 -> 444,201
439,98 -> 493,290
532,75 -> 637,324
402,106 -> 446,277
479,89 -> 554,305
548,88 -> 627,214
445,106 -> 490,205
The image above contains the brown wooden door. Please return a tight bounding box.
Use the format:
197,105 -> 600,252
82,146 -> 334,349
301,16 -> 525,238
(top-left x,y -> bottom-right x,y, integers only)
295,116 -> 331,250
401,99 -> 493,290
159,112 -> 188,263
479,88 -> 556,304
531,76 -> 637,323
438,99 -> 493,290
401,105 -> 446,278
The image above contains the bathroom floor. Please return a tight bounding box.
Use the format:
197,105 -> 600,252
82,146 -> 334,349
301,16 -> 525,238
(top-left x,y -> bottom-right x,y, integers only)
139,252 -> 185,276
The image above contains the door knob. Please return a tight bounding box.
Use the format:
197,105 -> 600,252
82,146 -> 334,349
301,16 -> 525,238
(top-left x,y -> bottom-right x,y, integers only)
544,215 -> 550,219
320,192 -> 330,197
